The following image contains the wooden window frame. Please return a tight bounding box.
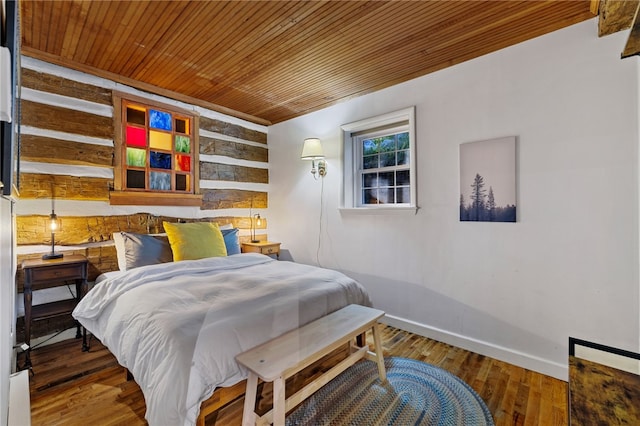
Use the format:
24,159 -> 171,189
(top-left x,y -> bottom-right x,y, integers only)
111,92 -> 202,207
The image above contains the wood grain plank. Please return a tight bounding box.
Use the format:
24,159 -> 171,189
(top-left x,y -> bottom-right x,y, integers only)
21,100 -> 113,139
201,189 -> 267,210
19,173 -> 111,201
199,163 -> 268,184
21,67 -> 113,105
199,136 -> 268,163
200,116 -> 267,145
20,134 -> 113,167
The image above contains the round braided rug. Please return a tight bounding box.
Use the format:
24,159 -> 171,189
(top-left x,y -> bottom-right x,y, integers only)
286,357 -> 494,426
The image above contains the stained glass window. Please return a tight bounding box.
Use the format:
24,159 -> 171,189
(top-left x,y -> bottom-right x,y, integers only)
175,135 -> 190,153
149,109 -> 172,131
121,100 -> 195,193
126,126 -> 146,147
176,154 -> 191,172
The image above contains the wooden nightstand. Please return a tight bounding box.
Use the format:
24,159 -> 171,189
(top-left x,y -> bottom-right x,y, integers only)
241,241 -> 281,259
21,254 -> 89,369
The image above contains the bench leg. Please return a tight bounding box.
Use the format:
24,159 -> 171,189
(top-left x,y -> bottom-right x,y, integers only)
372,322 -> 387,382
273,376 -> 286,426
242,373 -> 259,426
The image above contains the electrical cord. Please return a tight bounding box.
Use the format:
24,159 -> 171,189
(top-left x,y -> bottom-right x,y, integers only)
316,175 -> 324,267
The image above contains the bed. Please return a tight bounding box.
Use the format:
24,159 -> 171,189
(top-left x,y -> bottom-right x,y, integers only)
72,225 -> 371,426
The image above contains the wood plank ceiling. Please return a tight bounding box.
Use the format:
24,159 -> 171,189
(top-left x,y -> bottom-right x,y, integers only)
20,1 -> 596,125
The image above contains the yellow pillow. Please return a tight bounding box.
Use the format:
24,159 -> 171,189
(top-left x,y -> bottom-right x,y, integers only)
163,221 -> 227,261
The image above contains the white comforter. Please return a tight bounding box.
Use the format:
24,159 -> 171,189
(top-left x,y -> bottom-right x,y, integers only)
73,253 -> 371,426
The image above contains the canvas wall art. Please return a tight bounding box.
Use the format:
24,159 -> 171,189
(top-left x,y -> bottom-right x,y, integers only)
459,136 -> 516,222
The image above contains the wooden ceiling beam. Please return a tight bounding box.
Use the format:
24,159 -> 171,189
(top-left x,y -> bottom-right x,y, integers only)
597,0 -> 639,36
622,2 -> 640,57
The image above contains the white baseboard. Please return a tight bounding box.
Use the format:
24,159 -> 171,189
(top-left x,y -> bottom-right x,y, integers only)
8,370 -> 30,426
381,314 -> 568,381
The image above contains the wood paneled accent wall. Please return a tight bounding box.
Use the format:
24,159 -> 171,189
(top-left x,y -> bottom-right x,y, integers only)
16,58 -> 270,340
19,66 -> 269,205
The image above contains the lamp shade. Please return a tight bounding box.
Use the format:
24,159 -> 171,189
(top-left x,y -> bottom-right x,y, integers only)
301,138 -> 324,159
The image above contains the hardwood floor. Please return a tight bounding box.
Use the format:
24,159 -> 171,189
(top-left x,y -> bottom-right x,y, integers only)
26,325 -> 568,425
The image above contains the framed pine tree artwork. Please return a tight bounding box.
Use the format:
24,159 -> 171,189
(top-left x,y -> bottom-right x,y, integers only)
459,136 -> 517,222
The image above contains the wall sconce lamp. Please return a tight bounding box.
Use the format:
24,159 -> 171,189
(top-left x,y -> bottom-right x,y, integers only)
301,138 -> 327,179
42,209 -> 62,260
251,213 -> 262,243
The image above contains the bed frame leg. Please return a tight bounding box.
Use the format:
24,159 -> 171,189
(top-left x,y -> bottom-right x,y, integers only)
123,368 -> 133,382
356,332 -> 366,347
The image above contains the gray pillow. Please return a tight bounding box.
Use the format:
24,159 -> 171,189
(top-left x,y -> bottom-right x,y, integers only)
122,232 -> 173,270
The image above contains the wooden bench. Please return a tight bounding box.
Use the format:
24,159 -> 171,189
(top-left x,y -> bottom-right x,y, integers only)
235,304 -> 386,426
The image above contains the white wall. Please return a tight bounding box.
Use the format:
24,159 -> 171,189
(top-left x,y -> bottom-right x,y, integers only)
267,19 -> 640,380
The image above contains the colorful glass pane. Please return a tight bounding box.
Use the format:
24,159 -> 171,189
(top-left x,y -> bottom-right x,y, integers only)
175,135 -> 190,153
175,118 -> 188,134
126,170 -> 145,189
150,151 -> 171,169
150,171 -> 171,190
126,107 -> 146,126
176,174 -> 189,191
175,154 -> 191,172
149,130 -> 172,150
149,109 -> 172,131
126,147 -> 146,167
126,126 -> 146,147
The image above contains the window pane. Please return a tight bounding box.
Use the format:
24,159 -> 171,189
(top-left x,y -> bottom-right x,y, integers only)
150,171 -> 171,190
379,188 -> 395,204
126,147 -> 146,167
175,118 -> 188,134
363,172 -> 377,188
363,189 -> 378,204
380,152 -> 396,167
396,187 -> 410,203
363,155 -> 378,169
380,137 -> 395,152
126,126 -> 146,147
363,139 -> 377,155
397,170 -> 410,185
175,135 -> 190,153
397,150 -> 409,166
397,132 -> 409,150
126,169 -> 145,189
149,109 -> 172,131
149,130 -> 172,150
175,154 -> 191,172
176,174 -> 188,191
126,107 -> 146,126
379,171 -> 395,187
150,151 -> 171,169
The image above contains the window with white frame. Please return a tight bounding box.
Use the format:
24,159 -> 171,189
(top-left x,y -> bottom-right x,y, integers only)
341,107 -> 417,211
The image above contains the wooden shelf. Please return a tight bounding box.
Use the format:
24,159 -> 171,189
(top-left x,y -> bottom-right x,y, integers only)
31,299 -> 77,321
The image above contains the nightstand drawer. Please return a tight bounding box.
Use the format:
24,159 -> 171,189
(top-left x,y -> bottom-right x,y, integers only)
241,242 -> 281,259
28,263 -> 85,283
261,245 -> 279,255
